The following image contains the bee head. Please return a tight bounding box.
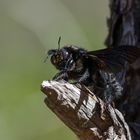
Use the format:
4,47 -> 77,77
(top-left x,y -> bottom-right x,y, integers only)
47,37 -> 70,70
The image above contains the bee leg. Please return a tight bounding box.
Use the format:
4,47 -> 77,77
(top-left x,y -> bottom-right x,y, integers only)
99,71 -> 123,104
52,70 -> 68,81
71,69 -> 90,85
77,69 -> 90,85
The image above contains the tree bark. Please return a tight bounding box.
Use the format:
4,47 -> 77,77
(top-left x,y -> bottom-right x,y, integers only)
106,0 -> 140,139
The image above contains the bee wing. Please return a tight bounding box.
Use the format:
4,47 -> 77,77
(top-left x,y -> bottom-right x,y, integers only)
85,46 -> 140,73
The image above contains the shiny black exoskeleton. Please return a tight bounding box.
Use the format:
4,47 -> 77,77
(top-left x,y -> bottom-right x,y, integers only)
47,39 -> 140,103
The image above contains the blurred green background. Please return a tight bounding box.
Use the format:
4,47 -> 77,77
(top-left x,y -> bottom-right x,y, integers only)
0,0 -> 109,140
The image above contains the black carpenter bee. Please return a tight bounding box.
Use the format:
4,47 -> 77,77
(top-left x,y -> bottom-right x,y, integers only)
46,37 -> 140,103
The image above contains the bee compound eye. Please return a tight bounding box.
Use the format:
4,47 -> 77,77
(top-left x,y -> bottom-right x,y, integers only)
60,55 -> 63,60
51,56 -> 56,64
53,59 -> 56,64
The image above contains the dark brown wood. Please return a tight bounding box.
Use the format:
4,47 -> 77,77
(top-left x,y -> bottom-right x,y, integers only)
106,0 -> 140,139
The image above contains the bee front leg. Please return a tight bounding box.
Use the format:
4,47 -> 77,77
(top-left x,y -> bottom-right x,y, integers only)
76,69 -> 90,85
52,70 -> 69,81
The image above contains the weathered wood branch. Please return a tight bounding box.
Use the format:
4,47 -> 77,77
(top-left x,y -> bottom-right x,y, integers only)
41,80 -> 131,140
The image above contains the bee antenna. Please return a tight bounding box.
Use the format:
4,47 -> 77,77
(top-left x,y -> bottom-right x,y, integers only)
44,50 -> 49,63
44,56 -> 48,63
58,36 -> 61,50
44,55 -> 49,63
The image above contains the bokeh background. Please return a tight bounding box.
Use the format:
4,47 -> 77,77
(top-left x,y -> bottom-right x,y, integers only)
0,0 -> 109,140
